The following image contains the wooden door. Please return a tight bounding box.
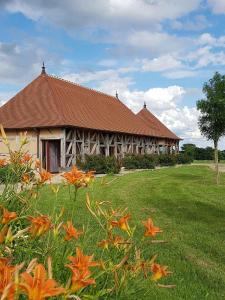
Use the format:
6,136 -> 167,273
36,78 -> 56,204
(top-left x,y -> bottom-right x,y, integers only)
42,140 -> 60,173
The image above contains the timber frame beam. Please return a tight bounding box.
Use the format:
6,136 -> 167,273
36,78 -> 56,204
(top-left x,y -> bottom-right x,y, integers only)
65,127 -> 179,168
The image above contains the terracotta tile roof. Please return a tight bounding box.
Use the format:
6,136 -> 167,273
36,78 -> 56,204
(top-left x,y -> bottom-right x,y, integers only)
0,72 -> 180,139
136,106 -> 181,140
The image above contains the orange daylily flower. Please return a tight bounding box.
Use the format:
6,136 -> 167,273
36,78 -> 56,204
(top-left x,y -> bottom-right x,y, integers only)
39,170 -> 52,184
111,214 -> 131,232
67,247 -> 99,272
22,173 -> 31,184
63,221 -> 82,241
62,167 -> 84,185
142,218 -> 162,237
21,153 -> 32,164
20,263 -> 65,300
0,158 -> 7,168
151,263 -> 170,281
28,215 -> 51,237
69,268 -> 95,293
62,167 -> 94,188
0,258 -> 17,299
1,207 -> 17,224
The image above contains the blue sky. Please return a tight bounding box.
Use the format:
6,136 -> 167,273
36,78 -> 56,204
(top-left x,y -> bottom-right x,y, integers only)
1,0 -> 225,148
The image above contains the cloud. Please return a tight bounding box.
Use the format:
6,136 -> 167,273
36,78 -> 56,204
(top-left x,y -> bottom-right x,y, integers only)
208,0 -> 225,14
0,41 -> 44,84
187,46 -> 225,68
141,55 -> 183,72
198,33 -> 225,47
125,31 -> 189,56
3,0 -> 202,30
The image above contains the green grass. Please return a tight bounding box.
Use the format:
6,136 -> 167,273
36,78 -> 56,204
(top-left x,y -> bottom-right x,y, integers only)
37,166 -> 225,299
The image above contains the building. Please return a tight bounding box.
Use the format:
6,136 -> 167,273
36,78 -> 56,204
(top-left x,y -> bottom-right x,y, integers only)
0,65 -> 181,172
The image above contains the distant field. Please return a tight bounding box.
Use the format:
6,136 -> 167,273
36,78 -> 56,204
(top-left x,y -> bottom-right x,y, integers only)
193,160 -> 225,164
36,165 -> 225,299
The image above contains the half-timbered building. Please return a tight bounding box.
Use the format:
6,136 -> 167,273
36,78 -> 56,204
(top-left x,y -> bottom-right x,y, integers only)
0,65 -> 180,172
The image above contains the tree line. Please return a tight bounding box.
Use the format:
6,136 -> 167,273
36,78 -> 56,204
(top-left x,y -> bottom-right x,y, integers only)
180,144 -> 225,161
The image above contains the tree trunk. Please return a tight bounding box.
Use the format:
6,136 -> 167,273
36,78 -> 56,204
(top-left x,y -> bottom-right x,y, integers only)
214,140 -> 219,185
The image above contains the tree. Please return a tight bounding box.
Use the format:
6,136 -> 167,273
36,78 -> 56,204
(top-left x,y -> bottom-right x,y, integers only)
181,143 -> 196,159
197,72 -> 225,184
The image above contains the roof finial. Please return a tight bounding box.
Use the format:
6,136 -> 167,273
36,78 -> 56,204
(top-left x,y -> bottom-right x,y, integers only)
144,101 -> 147,108
41,62 -> 46,75
115,91 -> 119,99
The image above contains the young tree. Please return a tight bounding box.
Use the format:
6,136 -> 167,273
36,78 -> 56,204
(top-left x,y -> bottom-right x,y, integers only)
197,72 -> 225,184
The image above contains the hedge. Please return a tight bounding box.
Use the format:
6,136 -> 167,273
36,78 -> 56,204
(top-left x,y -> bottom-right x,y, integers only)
158,154 -> 177,166
122,154 -> 156,169
122,153 -> 192,170
76,153 -> 193,174
77,155 -> 120,174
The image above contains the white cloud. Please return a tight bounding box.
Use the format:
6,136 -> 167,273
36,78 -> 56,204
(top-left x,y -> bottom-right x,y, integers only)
198,33 -> 225,47
4,0 -> 202,29
198,33 -> 216,45
126,31 -> 189,55
208,0 -> 225,14
63,69 -> 134,98
187,46 -> 225,68
141,55 -> 183,72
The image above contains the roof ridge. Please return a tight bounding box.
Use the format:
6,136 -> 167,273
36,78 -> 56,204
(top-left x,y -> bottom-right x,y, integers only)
48,74 -> 119,101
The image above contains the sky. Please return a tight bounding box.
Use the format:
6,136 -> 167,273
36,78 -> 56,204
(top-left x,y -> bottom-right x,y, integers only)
1,0 -> 225,148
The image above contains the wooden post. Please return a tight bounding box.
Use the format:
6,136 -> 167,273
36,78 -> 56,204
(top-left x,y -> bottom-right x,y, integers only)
61,128 -> 66,168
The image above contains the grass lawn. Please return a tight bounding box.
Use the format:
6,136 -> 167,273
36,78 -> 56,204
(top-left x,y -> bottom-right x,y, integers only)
37,166 -> 225,299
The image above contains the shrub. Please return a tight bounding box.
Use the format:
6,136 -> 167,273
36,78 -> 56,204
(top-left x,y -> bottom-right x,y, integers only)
158,154 -> 177,166
122,154 -> 156,169
177,153 -> 193,164
122,154 -> 139,169
77,154 -> 120,174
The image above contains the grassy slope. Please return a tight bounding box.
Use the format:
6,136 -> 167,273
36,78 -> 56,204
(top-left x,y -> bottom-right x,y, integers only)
37,166 -> 225,300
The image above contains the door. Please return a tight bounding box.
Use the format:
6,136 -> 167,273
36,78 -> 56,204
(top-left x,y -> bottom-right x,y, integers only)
42,140 -> 61,173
